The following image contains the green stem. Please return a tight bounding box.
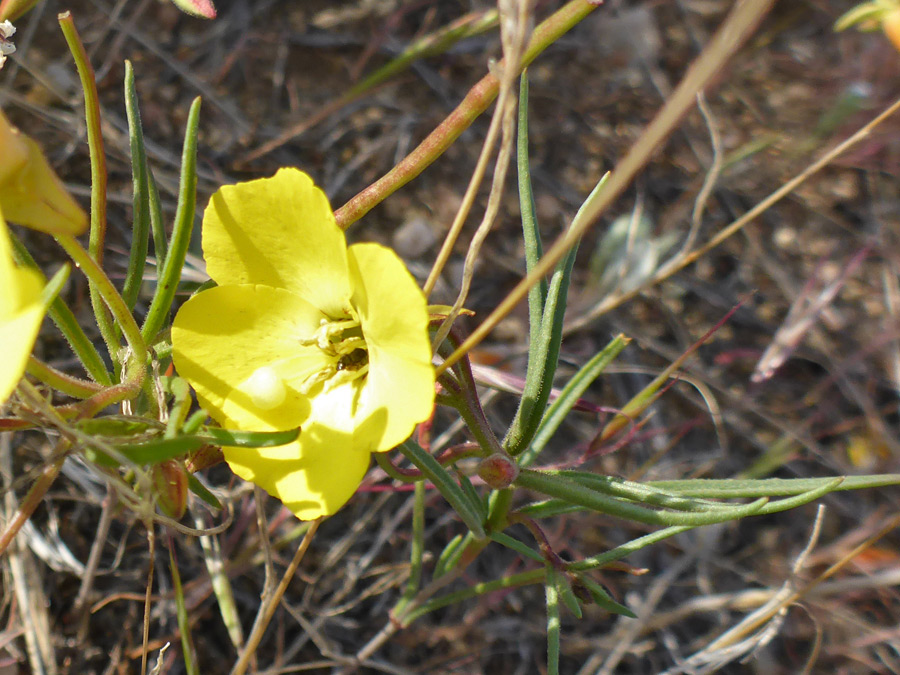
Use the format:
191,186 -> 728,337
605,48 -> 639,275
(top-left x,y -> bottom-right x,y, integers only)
333,0 -> 600,229
25,356 -> 104,399
58,12 -> 117,368
374,451 -> 425,483
394,481 -> 426,614
72,358 -> 145,420
54,235 -> 147,382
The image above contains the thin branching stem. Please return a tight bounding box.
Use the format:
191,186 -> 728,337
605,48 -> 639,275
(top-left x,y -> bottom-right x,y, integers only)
230,518 -> 321,675
438,0 -> 777,374
334,0 -> 601,229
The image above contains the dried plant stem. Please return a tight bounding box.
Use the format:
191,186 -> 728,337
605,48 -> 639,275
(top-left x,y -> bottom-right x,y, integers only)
425,0 -> 532,309
350,536 -> 489,667
565,92 -> 900,334
0,451 -> 66,557
230,518 -> 321,675
140,522 -> 156,675
73,488 -> 117,640
705,510 -> 900,654
437,0 -> 776,375
334,0 -> 600,229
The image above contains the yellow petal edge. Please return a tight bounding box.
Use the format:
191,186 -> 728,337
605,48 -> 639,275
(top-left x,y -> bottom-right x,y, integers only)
0,210 -> 47,404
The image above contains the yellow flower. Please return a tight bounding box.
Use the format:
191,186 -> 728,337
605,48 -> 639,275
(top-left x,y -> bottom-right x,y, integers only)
0,206 -> 47,404
172,168 -> 435,520
0,108 -> 86,236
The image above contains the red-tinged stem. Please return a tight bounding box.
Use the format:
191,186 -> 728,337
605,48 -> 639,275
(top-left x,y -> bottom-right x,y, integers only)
333,0 -> 600,229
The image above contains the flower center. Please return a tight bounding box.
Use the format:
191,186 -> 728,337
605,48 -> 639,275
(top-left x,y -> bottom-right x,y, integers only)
297,315 -> 370,394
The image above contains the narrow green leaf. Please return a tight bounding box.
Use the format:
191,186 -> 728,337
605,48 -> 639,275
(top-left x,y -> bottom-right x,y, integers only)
345,10 -> 498,100
646,474 -> 900,498
400,440 -> 486,539
148,170 -> 167,269
142,97 -> 201,343
506,178 -> 612,457
521,334 -> 627,468
433,533 -> 465,579
558,472 -> 750,512
545,568 -> 561,675
78,415 -> 160,437
40,264 -> 70,306
396,481 -> 426,614
59,13 -> 118,369
753,478 -> 844,515
577,576 -> 635,617
459,473 -> 487,522
515,469 -> 768,526
518,72 -> 547,332
168,543 -> 199,675
517,499 -> 583,519
164,376 -> 193,439
187,474 -> 222,510
504,232 -> 581,456
489,531 -> 545,564
117,436 -> 205,464
122,61 -> 151,311
834,3 -> 884,32
557,574 -> 583,619
200,426 -> 300,448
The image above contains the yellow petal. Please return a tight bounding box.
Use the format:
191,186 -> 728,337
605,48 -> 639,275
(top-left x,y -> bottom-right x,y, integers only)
202,168 -> 352,318
0,110 -> 29,186
224,382 -> 374,520
347,243 -> 434,451
0,217 -> 45,403
0,111 -> 87,236
171,284 -> 329,431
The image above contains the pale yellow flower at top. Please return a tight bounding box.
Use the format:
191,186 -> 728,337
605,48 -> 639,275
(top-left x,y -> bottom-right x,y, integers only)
0,206 -> 46,404
171,168 -> 435,520
0,108 -> 86,236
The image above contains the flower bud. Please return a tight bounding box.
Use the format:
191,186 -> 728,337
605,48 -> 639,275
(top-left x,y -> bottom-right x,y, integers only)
477,453 -> 519,489
152,459 -> 188,520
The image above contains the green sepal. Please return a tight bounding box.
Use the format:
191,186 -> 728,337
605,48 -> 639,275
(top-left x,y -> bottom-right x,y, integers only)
576,576 -> 635,618
556,573 -> 583,619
